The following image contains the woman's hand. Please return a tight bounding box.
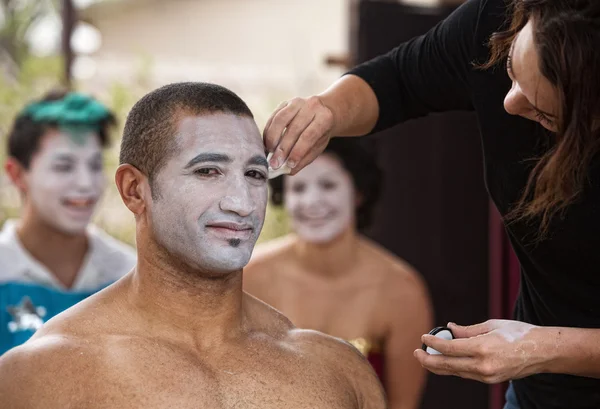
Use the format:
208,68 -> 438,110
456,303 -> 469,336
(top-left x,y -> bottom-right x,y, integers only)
414,320 -> 546,384
263,75 -> 380,175
263,96 -> 335,174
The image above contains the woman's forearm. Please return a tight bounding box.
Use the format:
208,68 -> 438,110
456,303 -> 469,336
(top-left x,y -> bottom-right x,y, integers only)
540,326 -> 600,378
318,74 -> 379,137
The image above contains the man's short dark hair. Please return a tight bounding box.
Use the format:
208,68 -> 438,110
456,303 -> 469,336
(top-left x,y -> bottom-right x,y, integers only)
7,89 -> 114,168
119,82 -> 254,187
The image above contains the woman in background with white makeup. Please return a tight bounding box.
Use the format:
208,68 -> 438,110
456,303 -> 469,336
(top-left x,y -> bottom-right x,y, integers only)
0,90 -> 136,355
244,138 -> 433,409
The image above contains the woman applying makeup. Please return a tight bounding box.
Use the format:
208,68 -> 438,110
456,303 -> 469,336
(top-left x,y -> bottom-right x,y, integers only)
245,138 -> 434,409
262,0 -> 600,408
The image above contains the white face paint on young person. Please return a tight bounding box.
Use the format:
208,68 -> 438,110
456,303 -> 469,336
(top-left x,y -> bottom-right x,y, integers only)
284,154 -> 355,244
147,113 -> 268,274
25,129 -> 105,235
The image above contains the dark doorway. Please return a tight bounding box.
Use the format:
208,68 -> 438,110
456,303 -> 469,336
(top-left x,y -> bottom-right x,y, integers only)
354,2 -> 490,408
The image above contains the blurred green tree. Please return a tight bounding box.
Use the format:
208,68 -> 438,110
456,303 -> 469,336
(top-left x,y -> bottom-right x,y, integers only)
0,0 -> 57,67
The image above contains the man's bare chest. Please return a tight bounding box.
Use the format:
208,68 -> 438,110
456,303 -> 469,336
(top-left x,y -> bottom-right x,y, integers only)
77,344 -> 358,409
85,379 -> 357,409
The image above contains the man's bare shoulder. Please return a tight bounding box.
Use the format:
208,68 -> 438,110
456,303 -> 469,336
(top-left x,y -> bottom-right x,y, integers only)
0,284 -> 129,407
284,329 -> 387,409
246,296 -> 386,408
0,333 -> 100,409
30,282 -> 120,341
244,293 -> 385,408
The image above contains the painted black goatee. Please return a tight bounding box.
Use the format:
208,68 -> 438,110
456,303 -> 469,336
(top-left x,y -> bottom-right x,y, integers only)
228,239 -> 241,248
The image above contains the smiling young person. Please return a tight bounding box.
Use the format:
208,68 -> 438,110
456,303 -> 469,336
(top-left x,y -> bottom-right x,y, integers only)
245,138 -> 433,409
260,0 -> 600,408
0,90 -> 136,355
0,82 -> 386,409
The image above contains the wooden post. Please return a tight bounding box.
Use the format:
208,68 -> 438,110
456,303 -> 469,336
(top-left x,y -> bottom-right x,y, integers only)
61,0 -> 75,88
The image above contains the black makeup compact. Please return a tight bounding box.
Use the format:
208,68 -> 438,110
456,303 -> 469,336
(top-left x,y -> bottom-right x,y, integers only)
421,326 -> 454,355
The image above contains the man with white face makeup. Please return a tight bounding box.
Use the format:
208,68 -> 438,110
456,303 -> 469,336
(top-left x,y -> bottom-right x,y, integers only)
0,91 -> 136,355
0,82 -> 386,409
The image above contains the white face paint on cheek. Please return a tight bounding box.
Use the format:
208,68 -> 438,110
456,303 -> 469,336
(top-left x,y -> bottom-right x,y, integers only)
25,131 -> 105,235
285,155 -> 355,244
149,114 -> 268,274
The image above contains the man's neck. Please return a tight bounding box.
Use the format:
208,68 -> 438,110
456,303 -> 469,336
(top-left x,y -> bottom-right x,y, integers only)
17,211 -> 88,288
292,227 -> 359,279
126,239 -> 248,349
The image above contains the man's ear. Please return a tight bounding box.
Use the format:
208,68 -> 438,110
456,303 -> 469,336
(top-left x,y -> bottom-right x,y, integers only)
5,157 -> 29,194
115,164 -> 150,215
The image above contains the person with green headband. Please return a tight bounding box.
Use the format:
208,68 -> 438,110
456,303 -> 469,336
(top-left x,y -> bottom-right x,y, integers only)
0,89 -> 136,355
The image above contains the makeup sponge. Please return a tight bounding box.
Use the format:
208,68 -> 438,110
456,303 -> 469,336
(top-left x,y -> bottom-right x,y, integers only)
267,152 -> 292,179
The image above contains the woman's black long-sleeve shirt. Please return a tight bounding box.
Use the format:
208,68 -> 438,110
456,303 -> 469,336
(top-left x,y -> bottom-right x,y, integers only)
348,0 -> 600,408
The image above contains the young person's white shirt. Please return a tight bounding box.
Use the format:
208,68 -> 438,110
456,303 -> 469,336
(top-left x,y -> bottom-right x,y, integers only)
0,219 -> 135,290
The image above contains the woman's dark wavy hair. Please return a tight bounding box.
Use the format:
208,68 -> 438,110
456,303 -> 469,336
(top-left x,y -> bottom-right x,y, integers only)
482,0 -> 600,237
269,138 -> 383,230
